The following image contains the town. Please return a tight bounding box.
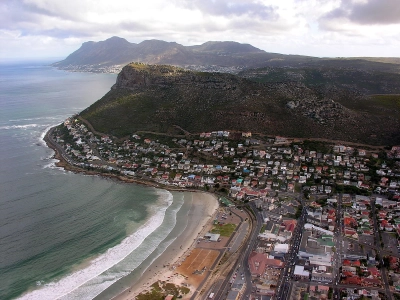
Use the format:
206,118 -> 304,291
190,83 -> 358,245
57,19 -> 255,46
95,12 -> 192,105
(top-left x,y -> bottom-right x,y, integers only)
48,117 -> 400,300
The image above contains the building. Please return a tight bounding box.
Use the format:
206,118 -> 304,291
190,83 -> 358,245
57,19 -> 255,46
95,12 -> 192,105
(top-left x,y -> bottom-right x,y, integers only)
248,252 -> 284,277
293,265 -> 310,279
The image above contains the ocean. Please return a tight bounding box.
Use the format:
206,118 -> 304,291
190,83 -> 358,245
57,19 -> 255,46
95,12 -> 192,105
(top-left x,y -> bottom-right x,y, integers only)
0,60 -> 193,300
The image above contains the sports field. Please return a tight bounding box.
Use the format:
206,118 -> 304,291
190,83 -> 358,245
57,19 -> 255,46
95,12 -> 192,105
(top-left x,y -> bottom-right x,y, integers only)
177,248 -> 220,286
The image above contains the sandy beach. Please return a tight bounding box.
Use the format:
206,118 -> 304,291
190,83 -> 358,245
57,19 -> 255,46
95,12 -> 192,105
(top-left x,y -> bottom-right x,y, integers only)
112,192 -> 219,300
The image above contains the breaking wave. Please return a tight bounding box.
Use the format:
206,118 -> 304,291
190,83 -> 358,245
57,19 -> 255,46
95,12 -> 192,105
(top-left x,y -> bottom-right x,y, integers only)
17,190 -> 174,300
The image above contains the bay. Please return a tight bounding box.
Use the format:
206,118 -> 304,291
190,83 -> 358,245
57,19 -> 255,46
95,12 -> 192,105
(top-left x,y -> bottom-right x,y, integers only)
0,61 -> 187,300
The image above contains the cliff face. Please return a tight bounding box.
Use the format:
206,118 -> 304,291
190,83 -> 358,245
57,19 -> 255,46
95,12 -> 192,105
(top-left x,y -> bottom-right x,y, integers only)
80,63 -> 400,145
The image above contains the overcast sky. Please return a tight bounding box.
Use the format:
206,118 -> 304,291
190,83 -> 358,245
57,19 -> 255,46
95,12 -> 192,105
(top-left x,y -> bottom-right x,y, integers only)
1,0 -> 399,60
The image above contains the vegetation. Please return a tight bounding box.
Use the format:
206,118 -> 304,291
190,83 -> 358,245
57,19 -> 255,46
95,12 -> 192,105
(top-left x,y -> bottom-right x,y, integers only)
211,223 -> 236,237
295,205 -> 303,219
241,66 -> 400,95
136,281 -> 190,300
79,64 -> 400,146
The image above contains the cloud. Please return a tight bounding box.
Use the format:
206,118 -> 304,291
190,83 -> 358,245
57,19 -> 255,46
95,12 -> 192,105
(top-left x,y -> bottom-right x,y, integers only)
349,0 -> 400,25
1,0 -> 400,59
178,0 -> 278,20
320,0 -> 400,27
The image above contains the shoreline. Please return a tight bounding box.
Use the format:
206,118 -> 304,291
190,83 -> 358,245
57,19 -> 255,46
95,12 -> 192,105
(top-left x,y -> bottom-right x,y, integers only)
43,126 -> 204,192
43,127 -> 220,299
110,192 -> 219,300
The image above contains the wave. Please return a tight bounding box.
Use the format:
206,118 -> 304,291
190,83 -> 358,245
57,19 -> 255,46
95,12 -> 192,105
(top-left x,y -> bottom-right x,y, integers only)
58,191 -> 185,300
17,190 -> 174,300
0,123 -> 52,130
39,124 -> 58,148
42,159 -> 65,172
8,115 -> 68,123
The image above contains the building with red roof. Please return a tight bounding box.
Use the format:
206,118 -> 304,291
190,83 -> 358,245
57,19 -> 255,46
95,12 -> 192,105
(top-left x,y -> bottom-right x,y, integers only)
343,276 -> 362,285
367,267 -> 381,277
248,252 -> 284,277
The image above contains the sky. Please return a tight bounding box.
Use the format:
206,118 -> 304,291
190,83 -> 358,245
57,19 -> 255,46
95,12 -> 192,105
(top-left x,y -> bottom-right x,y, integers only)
1,0 -> 400,60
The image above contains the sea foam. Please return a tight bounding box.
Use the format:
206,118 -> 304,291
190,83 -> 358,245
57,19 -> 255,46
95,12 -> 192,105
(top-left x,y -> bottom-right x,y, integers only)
17,190 -> 174,300
59,190 -> 185,300
0,123 -> 47,130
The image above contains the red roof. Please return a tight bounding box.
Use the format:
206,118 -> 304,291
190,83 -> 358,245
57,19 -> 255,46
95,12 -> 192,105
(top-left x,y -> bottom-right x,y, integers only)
248,252 -> 284,276
318,285 -> 329,291
343,260 -> 351,266
381,220 -> 389,226
345,229 -> 356,235
352,260 -> 361,267
344,276 -> 361,285
282,219 -> 297,233
362,277 -> 381,286
368,267 -> 380,277
248,252 -> 268,276
344,217 -> 357,226
265,258 -> 284,268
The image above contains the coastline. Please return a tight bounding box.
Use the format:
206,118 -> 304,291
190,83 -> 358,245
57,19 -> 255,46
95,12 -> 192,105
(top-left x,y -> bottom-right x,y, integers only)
44,126 -> 196,191
43,126 -> 220,299
111,192 -> 218,300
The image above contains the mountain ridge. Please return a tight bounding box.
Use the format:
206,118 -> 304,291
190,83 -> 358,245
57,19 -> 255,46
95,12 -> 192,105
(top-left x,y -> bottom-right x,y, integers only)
53,36 -> 400,76
79,63 -> 400,146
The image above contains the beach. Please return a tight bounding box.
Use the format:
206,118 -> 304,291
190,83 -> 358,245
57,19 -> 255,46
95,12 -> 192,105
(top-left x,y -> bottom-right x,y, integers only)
112,191 -> 219,300
43,127 -> 220,299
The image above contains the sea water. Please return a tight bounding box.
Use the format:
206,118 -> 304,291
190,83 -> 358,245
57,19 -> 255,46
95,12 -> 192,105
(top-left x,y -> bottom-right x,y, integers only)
0,60 -> 190,300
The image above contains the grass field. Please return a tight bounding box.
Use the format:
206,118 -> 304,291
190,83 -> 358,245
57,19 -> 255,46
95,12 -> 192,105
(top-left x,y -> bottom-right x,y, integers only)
210,223 -> 236,237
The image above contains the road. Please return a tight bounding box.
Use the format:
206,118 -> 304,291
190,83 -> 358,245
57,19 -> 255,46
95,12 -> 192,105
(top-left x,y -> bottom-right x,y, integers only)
332,194 -> 344,300
275,196 -> 306,300
195,208 -> 247,300
241,202 -> 264,299
370,198 -> 393,300
209,202 -> 263,300
202,207 -> 254,300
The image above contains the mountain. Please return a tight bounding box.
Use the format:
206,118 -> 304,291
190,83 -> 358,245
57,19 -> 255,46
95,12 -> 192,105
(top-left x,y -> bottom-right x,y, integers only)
56,36 -> 135,66
53,37 -> 318,70
54,37 -> 400,81
79,63 -> 400,146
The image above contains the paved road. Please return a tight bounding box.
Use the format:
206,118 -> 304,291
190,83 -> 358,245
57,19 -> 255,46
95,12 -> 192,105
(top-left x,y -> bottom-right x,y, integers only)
240,202 -> 264,299
370,198 -> 393,300
275,196 -> 306,300
332,194 -> 344,299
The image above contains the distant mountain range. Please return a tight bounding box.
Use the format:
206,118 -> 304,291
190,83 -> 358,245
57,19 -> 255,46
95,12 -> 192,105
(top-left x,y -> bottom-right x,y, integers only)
53,36 -> 400,75
53,36 -> 308,70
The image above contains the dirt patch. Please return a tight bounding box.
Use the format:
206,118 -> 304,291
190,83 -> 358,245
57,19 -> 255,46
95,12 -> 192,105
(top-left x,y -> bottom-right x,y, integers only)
177,249 -> 220,287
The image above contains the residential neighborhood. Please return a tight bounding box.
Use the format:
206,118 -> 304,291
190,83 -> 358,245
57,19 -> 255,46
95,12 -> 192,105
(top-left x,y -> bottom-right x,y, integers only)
48,117 -> 400,300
